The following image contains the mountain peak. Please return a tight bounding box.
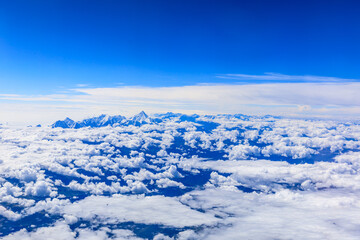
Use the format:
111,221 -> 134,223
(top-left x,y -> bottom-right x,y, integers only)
64,117 -> 74,122
51,117 -> 75,128
52,114 -> 126,128
132,111 -> 148,120
137,111 -> 148,117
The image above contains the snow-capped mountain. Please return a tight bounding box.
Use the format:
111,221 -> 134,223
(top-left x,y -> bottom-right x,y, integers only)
52,117 -> 76,128
51,114 -> 126,128
78,114 -> 126,128
51,111 -> 180,128
50,112 -> 281,129
126,111 -> 154,126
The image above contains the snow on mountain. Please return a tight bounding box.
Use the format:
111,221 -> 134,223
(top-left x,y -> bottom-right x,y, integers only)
79,114 -> 126,128
50,112 -> 285,129
51,112 -> 195,128
51,114 -> 126,128
125,111 -> 154,126
51,117 -> 76,128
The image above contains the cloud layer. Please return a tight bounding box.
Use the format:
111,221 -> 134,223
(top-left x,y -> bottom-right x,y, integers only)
1,114 -> 360,239
1,78 -> 360,125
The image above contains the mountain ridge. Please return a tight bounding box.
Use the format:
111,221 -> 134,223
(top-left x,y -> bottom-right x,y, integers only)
50,112 -> 277,129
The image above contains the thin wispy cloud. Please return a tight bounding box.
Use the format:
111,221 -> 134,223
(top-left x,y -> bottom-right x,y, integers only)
76,84 -> 89,87
1,78 -> 360,125
217,73 -> 359,83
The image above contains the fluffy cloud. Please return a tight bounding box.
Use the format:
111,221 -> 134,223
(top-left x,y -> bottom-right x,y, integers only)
62,194 -> 218,228
0,114 -> 360,239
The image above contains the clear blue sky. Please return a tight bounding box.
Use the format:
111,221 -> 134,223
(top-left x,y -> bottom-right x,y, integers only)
1,0 -> 360,94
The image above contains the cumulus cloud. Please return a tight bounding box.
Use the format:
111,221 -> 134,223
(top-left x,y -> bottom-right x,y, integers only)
179,188 -> 360,240
0,114 -> 360,239
62,194 -> 218,228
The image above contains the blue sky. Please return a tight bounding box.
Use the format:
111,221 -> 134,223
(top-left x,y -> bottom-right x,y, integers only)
1,0 -> 360,124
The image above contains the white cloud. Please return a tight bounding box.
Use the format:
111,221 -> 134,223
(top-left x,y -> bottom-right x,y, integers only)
1,221 -> 75,240
156,178 -> 186,189
217,72 -> 359,82
179,188 -> 360,240
62,194 -> 218,228
1,81 -> 360,125
1,221 -> 142,240
1,116 -> 360,238
0,205 -> 22,221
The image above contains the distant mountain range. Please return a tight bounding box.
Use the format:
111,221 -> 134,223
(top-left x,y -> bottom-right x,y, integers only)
51,111 -> 276,129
